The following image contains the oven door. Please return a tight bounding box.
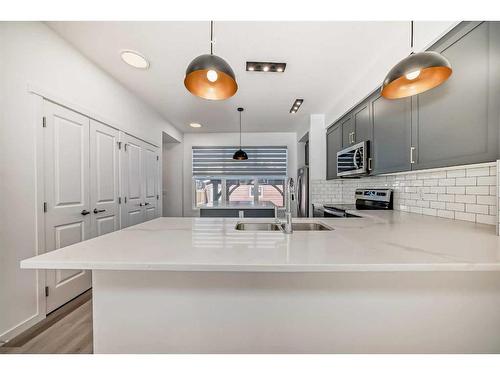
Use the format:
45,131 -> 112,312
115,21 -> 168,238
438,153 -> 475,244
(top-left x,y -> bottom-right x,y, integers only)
336,141 -> 368,177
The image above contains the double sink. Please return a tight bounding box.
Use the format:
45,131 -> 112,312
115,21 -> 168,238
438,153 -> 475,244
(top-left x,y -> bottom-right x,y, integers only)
235,222 -> 333,232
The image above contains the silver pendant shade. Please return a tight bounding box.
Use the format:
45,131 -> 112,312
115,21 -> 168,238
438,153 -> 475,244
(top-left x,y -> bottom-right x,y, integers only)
381,22 -> 452,99
184,21 -> 238,100
233,107 -> 248,161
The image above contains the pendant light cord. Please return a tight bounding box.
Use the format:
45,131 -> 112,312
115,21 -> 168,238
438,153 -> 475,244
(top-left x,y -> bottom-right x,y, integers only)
210,21 -> 214,55
239,110 -> 242,148
410,20 -> 414,53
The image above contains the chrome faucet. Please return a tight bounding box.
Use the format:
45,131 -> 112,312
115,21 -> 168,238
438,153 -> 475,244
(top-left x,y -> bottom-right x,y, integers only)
283,177 -> 295,234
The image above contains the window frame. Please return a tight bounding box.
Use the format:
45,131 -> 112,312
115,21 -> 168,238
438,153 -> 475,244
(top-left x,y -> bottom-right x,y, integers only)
192,176 -> 285,209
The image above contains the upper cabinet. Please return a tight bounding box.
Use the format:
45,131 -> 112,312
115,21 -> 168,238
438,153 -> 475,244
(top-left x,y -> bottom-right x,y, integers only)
371,94 -> 412,174
341,115 -> 354,148
325,21 -> 500,179
326,124 -> 342,180
412,22 -> 500,170
352,103 -> 372,144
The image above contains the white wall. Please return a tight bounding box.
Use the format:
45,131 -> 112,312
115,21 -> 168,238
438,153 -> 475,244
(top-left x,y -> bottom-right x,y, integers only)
181,132 -> 298,217
162,133 -> 184,217
0,22 -> 180,342
309,115 -> 326,180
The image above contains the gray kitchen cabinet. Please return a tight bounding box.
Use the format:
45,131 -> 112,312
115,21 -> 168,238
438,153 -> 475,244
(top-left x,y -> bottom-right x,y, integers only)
412,21 -> 500,170
352,102 -> 372,143
326,124 -> 343,180
371,93 -> 412,174
341,115 -> 354,148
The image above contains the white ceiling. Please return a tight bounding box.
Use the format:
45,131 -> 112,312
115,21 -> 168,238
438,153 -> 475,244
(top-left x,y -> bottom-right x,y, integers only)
48,21 -> 409,133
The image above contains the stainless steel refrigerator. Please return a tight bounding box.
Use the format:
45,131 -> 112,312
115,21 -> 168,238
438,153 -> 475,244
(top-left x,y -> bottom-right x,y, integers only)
297,166 -> 309,217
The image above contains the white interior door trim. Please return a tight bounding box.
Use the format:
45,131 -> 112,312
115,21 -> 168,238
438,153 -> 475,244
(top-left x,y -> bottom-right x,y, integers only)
27,84 -> 160,148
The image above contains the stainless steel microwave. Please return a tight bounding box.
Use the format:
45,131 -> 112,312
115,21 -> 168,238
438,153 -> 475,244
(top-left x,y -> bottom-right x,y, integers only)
336,141 -> 369,177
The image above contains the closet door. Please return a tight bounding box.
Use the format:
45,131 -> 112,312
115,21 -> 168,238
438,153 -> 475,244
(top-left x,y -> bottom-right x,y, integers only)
121,134 -> 144,228
120,133 -> 160,227
142,143 -> 160,221
90,120 -> 120,237
43,101 -> 92,313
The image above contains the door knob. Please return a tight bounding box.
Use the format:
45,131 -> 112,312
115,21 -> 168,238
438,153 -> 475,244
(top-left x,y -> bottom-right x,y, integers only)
81,210 -> 90,215
144,202 -> 150,206
93,208 -> 106,214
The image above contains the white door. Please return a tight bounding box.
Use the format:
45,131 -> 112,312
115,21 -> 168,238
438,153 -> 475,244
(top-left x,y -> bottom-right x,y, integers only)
142,144 -> 160,221
121,133 -> 144,228
90,120 -> 120,237
43,101 -> 92,313
120,133 -> 160,227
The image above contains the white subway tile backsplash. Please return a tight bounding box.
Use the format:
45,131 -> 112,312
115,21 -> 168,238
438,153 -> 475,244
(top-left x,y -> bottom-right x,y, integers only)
310,161 -> 497,226
437,210 -> 455,219
477,195 -> 496,206
430,201 -> 446,210
466,204 -> 489,214
446,202 -> 465,212
438,194 -> 455,202
446,186 -> 465,195
455,177 -> 476,186
466,167 -> 490,177
455,195 -> 476,204
447,169 -> 466,178
438,178 -> 456,186
455,212 -> 476,222
466,186 -> 490,195
477,176 -> 496,186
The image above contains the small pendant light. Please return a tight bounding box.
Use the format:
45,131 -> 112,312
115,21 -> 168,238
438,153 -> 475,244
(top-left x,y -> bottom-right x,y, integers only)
184,21 -> 238,101
233,107 -> 248,160
381,21 -> 452,99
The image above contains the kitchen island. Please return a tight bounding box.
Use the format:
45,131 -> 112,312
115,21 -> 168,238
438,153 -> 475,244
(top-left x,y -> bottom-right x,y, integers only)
197,201 -> 276,218
22,211 -> 500,353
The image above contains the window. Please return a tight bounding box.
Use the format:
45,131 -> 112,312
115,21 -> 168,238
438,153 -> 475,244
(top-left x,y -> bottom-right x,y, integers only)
192,146 -> 287,208
194,178 -> 222,206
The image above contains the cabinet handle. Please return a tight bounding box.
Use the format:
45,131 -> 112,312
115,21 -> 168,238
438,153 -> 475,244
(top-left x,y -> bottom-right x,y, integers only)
93,208 -> 106,214
351,132 -> 355,144
368,157 -> 372,171
410,147 -> 416,164
81,210 -> 90,216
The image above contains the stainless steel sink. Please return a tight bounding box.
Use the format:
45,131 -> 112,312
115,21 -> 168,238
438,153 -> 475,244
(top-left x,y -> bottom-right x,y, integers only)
234,222 -> 282,231
289,222 -> 333,231
235,222 -> 333,232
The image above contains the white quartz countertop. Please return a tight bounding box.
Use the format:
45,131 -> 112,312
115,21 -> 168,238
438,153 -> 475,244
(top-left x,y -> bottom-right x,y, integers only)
197,201 -> 276,209
21,211 -> 500,272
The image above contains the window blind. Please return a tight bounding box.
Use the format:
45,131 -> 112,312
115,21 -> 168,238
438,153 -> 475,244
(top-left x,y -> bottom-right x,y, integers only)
192,146 -> 288,177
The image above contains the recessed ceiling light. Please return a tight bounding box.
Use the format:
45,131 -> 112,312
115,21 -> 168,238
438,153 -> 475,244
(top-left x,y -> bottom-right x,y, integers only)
246,61 -> 286,73
190,123 -> 202,128
120,50 -> 150,69
290,98 -> 304,114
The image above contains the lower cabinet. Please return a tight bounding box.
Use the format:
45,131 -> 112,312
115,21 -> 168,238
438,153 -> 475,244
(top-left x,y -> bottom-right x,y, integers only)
199,208 -> 275,218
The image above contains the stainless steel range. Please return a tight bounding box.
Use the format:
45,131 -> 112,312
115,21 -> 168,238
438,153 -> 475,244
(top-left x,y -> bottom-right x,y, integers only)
313,188 -> 393,217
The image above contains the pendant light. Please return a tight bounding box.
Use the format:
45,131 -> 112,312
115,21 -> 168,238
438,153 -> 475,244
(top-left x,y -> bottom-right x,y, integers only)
184,21 -> 238,101
381,21 -> 452,99
233,107 -> 248,160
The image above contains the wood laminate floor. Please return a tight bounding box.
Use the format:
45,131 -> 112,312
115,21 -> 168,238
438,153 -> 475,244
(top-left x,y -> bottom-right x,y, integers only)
0,291 -> 93,354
